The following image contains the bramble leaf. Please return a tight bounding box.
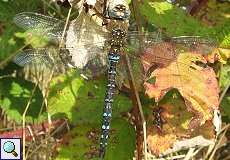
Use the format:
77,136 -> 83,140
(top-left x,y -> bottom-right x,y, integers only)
0,77 -> 46,123
142,42 -> 220,129
147,93 -> 216,156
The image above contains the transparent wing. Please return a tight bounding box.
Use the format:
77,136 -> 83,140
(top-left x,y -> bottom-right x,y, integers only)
13,47 -> 109,78
13,12 -> 65,42
12,11 -> 218,86
116,34 -> 217,89
14,49 -> 55,67
127,35 -> 220,128
125,34 -> 217,64
170,36 -> 216,54
63,33 -> 217,82
13,48 -> 74,71
126,32 -> 216,53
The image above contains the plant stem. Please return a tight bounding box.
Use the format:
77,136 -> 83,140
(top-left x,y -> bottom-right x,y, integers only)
22,83 -> 38,160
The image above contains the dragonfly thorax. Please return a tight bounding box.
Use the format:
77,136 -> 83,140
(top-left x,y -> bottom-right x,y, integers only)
110,28 -> 126,47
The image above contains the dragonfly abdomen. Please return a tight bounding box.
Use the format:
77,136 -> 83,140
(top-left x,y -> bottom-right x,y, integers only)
99,29 -> 126,158
99,51 -> 120,157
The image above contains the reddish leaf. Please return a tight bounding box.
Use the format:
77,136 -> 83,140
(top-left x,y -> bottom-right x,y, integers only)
142,42 -> 219,129
0,119 -> 67,141
204,48 -> 230,64
147,103 -> 216,156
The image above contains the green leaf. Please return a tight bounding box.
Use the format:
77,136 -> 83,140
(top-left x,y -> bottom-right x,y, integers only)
139,1 -> 214,36
55,124 -> 95,160
201,0 -> 230,47
0,77 -> 46,123
221,96 -> 230,119
104,119 -> 135,160
219,64 -> 230,91
0,25 -> 23,60
138,0 -> 230,47
213,21 -> 230,48
0,0 -> 42,60
49,70 -> 135,159
15,31 -> 49,48
55,119 -> 135,160
49,70 -> 132,125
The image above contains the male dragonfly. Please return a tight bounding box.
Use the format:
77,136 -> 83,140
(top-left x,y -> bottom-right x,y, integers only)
13,4 -> 218,158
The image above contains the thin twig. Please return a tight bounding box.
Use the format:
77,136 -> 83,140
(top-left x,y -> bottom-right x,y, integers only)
143,121 -> 148,160
123,53 -> 146,160
219,123 -> 230,133
22,83 -> 38,160
0,45 -> 27,68
44,69 -> 54,128
205,123 -> 230,158
207,124 -> 230,160
183,147 -> 195,160
192,146 -> 205,157
35,5 -> 72,133
219,80 -> 230,103
59,6 -> 72,48
0,75 -> 13,79
26,119 -> 68,159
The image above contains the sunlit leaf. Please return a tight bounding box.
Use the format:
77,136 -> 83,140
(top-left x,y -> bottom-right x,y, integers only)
221,96 -> 230,119
205,48 -> 230,64
15,31 -> 49,48
147,93 -> 216,156
147,133 -> 177,156
143,42 -> 220,129
219,64 -> 230,91
139,0 -> 215,36
49,69 -> 132,124
55,119 -> 135,160
0,77 -> 46,123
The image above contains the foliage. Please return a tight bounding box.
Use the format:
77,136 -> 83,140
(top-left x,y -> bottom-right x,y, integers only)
48,70 -> 133,125
143,42 -> 219,129
0,76 -> 46,123
0,0 -> 229,159
147,90 -> 216,155
48,70 -> 135,159
0,0 -> 42,60
55,119 -> 135,160
139,0 -> 230,47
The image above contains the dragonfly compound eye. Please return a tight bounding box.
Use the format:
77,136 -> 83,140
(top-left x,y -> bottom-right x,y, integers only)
108,4 -> 131,20
115,4 -> 126,11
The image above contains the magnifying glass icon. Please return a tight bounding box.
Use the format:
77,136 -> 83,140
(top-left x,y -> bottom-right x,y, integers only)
3,141 -> 18,157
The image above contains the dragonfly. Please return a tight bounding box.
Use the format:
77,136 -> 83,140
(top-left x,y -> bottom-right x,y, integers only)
12,6 -> 217,159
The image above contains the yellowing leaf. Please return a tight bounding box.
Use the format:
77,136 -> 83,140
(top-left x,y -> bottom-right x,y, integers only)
15,30 -> 49,47
147,102 -> 215,156
205,48 -> 230,64
142,42 -> 220,129
147,133 -> 176,156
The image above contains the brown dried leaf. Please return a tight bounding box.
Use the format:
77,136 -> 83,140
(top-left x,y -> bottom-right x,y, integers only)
205,48 -> 230,64
147,132 -> 177,156
147,102 -> 216,156
142,42 -> 220,129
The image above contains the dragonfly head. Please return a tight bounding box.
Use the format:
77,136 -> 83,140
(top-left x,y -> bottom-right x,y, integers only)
106,0 -> 130,20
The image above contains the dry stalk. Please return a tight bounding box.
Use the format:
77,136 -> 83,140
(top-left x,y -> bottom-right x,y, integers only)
22,82 -> 38,160
207,124 -> 230,160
